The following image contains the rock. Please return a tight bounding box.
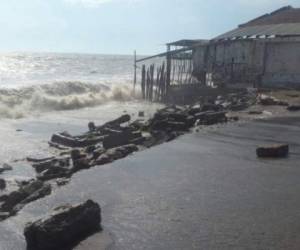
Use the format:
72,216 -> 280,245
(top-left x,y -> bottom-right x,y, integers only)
88,122 -> 96,131
92,154 -> 112,166
0,180 -> 44,213
230,103 -> 248,111
256,144 -> 289,158
196,111 -> 227,125
259,95 -> 288,106
51,133 -> 105,148
228,116 -> 239,122
0,194 -> 8,202
21,184 -> 51,204
130,136 -> 146,145
0,212 -> 10,221
188,104 -> 201,115
92,148 -> 106,160
286,93 -> 299,98
0,163 -> 13,174
85,145 -> 96,154
48,141 -> 69,150
138,111 -> 145,117
0,179 -> 6,189
103,131 -> 141,149
24,200 -> 101,250
201,103 -> 221,112
248,110 -> 263,115
0,190 -> 25,212
287,105 -> 300,111
166,131 -> 179,142
37,166 -> 71,181
70,149 -> 85,161
97,114 -> 131,132
151,119 -> 190,132
32,158 -> 70,173
72,158 -> 91,173
56,178 -> 70,186
27,155 -> 55,163
106,144 -> 138,161
12,184 -> 52,214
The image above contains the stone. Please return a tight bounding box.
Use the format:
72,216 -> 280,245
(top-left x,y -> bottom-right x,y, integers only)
70,149 -> 84,161
188,104 -> 201,115
201,103 -> 221,112
97,114 -> 131,132
12,184 -> 52,214
0,163 -> 13,174
88,122 -> 96,131
287,105 -> 300,111
248,110 -> 263,115
103,131 -> 141,149
51,133 -> 104,148
0,180 -> 45,213
138,111 -> 145,117
259,95 -> 288,106
196,111 -> 227,125
0,194 -> 8,202
32,158 -> 70,173
0,179 -> 6,189
24,200 -> 101,250
106,144 -> 138,161
72,158 -> 91,173
56,178 -> 70,187
0,212 -> 10,221
92,154 -> 112,166
27,155 -> 55,163
37,166 -> 71,181
256,144 -> 289,158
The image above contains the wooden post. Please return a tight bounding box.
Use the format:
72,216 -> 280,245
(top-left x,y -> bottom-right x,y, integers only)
141,65 -> 146,99
166,45 -> 171,101
133,50 -> 137,92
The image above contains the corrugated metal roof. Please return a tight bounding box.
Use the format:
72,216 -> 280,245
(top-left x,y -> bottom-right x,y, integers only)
214,23 -> 300,40
167,39 -> 208,47
239,6 -> 300,27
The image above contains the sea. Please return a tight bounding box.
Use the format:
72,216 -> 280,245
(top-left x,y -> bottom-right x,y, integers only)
0,52 -> 162,175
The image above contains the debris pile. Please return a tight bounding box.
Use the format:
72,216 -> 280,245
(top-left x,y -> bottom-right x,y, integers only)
0,92 -> 255,221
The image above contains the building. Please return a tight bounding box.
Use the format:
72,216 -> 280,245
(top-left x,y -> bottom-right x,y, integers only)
192,6 -> 300,88
136,6 -> 300,103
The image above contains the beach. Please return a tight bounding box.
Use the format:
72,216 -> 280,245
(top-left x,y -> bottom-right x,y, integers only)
1,115 -> 300,250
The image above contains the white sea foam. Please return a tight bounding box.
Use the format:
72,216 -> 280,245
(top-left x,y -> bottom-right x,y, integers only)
0,81 -> 139,119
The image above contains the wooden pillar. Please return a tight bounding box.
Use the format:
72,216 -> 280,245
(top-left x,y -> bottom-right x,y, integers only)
133,50 -> 137,92
141,65 -> 146,99
166,45 -> 171,100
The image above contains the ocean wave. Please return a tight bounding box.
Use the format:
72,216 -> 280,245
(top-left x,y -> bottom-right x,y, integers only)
0,81 -> 138,119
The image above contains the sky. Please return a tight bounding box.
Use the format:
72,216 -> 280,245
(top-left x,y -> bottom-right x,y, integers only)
0,0 -> 299,55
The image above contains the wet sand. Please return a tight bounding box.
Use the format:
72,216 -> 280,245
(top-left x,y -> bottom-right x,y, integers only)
1,115 -> 300,249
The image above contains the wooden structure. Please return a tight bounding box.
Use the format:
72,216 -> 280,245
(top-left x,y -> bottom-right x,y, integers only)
134,40 -> 208,102
134,5 -> 300,99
